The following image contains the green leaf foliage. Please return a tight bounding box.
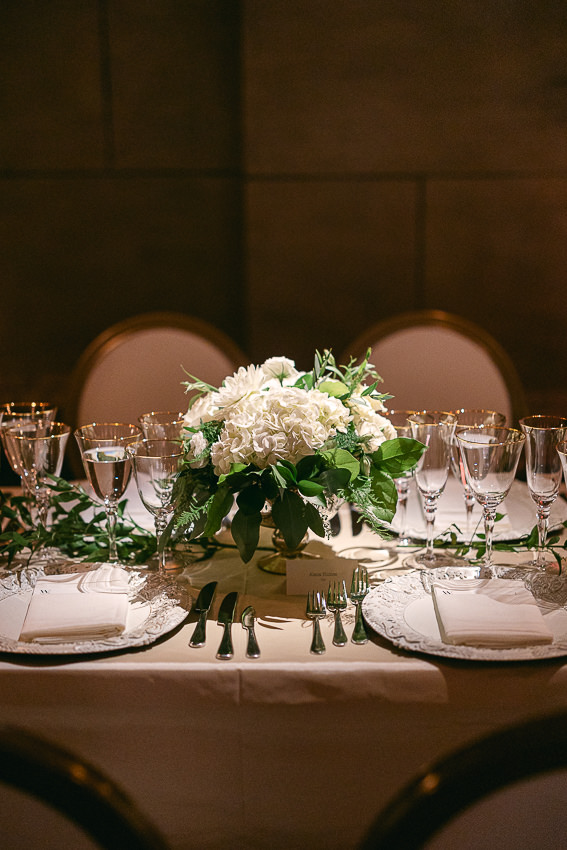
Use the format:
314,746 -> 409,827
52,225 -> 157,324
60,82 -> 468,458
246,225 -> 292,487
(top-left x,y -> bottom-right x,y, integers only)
271,490 -> 308,549
371,437 -> 426,477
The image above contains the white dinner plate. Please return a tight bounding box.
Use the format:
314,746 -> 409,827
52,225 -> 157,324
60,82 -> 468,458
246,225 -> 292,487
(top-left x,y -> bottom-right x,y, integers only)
362,567 -> 567,662
0,560 -> 191,655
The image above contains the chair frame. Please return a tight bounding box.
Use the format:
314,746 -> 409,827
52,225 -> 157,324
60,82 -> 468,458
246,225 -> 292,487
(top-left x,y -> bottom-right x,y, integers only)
64,311 -> 248,430
359,711 -> 567,849
0,725 -> 167,849
341,310 -> 528,424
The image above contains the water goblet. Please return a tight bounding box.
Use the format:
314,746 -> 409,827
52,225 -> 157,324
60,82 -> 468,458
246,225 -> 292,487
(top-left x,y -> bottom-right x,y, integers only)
127,439 -> 183,573
3,421 -> 70,528
404,411 -> 459,569
138,411 -> 186,441
451,409 -> 506,534
387,410 -> 420,548
74,423 -> 142,563
457,427 -> 525,576
518,415 -> 567,571
0,402 -> 57,482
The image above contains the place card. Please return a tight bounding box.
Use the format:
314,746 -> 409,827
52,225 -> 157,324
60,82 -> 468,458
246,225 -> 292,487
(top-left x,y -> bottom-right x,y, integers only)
286,556 -> 359,596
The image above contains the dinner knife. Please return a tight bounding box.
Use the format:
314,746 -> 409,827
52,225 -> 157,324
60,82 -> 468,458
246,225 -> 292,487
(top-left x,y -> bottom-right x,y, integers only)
188,581 -> 218,648
241,605 -> 260,658
216,591 -> 238,660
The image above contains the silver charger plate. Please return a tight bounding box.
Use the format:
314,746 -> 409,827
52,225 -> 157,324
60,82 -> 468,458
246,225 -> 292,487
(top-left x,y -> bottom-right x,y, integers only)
362,567 -> 567,662
0,559 -> 192,655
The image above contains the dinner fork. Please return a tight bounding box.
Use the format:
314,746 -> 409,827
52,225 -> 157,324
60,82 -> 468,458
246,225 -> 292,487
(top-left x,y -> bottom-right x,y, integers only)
306,590 -> 326,655
326,580 -> 348,646
350,565 -> 369,644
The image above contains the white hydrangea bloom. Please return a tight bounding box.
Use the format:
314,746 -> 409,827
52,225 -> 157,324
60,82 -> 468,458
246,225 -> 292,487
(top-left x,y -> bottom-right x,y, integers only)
185,431 -> 209,468
260,356 -> 301,385
214,365 -> 266,410
209,386 -> 351,475
183,392 -> 219,429
348,397 -> 396,452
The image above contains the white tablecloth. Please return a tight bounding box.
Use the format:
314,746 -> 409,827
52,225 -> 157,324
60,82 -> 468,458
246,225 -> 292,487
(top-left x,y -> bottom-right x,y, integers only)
2,479 -> 567,848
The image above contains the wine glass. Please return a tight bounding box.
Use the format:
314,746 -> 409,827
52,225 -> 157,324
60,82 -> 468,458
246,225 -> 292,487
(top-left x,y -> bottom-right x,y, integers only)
457,427 -> 525,575
451,409 -> 506,534
387,410 -> 420,548
74,423 -> 142,563
518,415 -> 567,570
0,402 -> 57,482
3,421 -> 70,528
138,411 -> 185,441
404,411 -> 459,569
127,439 -> 184,572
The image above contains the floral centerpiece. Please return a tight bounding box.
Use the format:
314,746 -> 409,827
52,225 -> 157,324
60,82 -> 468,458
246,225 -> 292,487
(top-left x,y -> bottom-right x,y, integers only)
172,349 -> 425,567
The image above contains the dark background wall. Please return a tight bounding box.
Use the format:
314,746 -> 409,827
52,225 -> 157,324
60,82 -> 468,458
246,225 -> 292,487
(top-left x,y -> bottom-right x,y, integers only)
2,0 -> 566,418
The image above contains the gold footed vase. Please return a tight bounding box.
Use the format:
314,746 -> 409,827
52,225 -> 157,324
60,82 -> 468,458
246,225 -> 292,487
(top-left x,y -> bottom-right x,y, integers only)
257,511 -> 319,575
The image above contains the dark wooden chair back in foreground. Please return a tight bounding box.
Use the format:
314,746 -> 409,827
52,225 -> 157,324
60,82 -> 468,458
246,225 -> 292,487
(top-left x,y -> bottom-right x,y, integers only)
0,725 -> 168,849
359,711 -> 567,850
341,310 -> 528,426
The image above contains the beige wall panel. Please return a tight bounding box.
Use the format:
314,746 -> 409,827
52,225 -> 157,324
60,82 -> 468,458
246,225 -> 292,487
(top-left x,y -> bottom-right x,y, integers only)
109,0 -> 241,169
0,177 -> 243,404
246,179 -> 416,369
425,178 -> 567,396
244,0 -> 567,174
0,0 -> 104,169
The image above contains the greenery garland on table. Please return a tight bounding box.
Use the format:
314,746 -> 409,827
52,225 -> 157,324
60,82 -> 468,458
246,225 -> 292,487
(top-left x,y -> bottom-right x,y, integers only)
0,476 -> 566,570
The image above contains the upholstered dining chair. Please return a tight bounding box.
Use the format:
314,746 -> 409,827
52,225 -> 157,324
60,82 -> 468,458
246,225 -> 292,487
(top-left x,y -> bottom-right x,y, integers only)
0,725 -> 168,849
359,711 -> 567,850
65,311 -> 248,429
340,310 -> 528,425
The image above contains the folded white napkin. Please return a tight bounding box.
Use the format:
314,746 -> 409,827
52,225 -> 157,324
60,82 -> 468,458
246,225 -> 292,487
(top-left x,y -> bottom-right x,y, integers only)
19,565 -> 130,644
431,578 -> 554,648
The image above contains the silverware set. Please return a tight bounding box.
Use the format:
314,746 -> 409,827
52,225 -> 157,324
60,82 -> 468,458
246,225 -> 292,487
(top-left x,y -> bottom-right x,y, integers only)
189,583 -> 261,659
306,566 -> 370,654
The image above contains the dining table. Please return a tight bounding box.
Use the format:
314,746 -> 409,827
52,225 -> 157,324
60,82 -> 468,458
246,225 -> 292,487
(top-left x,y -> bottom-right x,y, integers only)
2,476 -> 567,849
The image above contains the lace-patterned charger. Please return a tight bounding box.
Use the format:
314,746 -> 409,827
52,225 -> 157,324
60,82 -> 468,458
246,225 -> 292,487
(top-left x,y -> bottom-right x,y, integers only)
0,560 -> 191,655
362,567 -> 567,662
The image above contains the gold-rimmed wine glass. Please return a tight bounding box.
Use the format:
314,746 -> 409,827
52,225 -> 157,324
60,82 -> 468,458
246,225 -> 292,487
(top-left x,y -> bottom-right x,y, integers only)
74,423 -> 142,563
138,411 -> 185,441
519,415 -> 567,571
3,421 -> 70,528
457,426 -> 525,576
404,411 -> 460,569
451,409 -> 506,534
0,401 -> 57,482
127,439 -> 184,572
387,410 -> 420,549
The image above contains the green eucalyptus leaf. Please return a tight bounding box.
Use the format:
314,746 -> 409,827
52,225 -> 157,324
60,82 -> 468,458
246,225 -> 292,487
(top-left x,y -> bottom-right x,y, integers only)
319,447 -> 360,482
203,485 -> 233,536
271,490 -> 308,549
304,501 -> 325,537
236,485 -> 266,516
230,508 -> 261,563
297,479 -> 325,497
371,437 -> 426,476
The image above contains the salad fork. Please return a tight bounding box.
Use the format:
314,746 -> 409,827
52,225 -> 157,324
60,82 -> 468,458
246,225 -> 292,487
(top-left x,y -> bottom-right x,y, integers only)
326,580 -> 348,646
350,566 -> 369,644
306,590 -> 326,655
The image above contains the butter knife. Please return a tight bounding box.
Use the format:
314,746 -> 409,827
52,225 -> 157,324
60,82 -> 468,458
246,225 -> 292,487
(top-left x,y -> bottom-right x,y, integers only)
241,605 -> 260,658
188,581 -> 217,648
216,591 -> 238,660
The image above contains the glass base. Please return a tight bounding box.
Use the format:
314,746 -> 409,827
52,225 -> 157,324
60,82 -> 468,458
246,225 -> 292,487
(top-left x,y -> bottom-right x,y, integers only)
257,549 -> 320,575
403,549 -> 470,570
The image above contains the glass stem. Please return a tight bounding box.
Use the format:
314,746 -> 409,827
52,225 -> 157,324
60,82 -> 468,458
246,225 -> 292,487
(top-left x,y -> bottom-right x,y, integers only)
536,504 -> 551,568
155,510 -> 169,572
35,484 -> 50,529
423,494 -> 438,559
395,478 -> 410,544
105,498 -> 119,562
483,505 -> 497,575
